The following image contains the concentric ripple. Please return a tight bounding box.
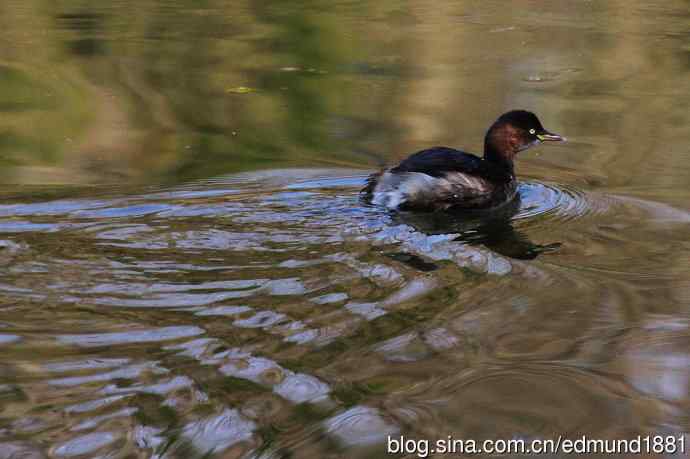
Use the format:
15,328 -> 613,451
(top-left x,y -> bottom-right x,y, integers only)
515,181 -> 605,223
0,168 -> 688,458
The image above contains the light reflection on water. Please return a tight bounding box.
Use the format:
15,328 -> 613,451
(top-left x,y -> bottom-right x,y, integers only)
0,168 -> 688,457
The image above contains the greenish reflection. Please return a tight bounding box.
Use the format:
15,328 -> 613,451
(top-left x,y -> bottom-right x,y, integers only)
1,0 -> 398,184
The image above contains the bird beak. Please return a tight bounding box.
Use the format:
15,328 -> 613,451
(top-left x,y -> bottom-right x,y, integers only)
536,131 -> 566,142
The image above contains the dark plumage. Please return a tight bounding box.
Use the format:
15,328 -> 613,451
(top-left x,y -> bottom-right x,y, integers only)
362,110 -> 564,211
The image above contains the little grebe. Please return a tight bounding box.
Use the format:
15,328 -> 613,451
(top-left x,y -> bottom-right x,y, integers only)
362,110 -> 564,211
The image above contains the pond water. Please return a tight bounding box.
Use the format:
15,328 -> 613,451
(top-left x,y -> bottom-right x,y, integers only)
1,1 -> 690,458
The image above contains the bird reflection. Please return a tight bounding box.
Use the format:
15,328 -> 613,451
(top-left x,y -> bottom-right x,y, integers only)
391,196 -> 561,261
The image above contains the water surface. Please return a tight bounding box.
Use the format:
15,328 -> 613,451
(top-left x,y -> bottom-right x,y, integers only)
1,1 -> 690,458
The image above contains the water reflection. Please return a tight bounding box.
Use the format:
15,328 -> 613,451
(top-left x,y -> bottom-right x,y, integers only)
1,0 -> 690,457
0,167 -> 687,457
1,0 -> 686,188
393,195 -> 563,260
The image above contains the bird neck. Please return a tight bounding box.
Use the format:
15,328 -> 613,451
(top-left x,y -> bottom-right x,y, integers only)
483,132 -> 516,177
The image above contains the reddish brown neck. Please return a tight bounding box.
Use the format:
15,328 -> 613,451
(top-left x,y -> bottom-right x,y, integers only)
483,123 -> 521,164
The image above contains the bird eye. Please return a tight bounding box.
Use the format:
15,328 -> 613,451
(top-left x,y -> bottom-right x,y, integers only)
529,129 -> 536,135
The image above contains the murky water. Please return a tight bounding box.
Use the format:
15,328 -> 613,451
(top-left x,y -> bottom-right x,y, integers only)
1,1 -> 690,458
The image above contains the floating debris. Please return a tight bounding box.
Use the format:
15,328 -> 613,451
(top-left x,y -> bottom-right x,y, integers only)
226,86 -> 255,94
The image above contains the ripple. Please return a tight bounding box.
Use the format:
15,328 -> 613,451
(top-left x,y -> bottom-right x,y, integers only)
0,199 -> 108,217
132,425 -> 165,451
0,167 -> 687,458
85,279 -> 266,295
422,328 -> 461,351
195,305 -> 253,316
57,326 -> 205,347
423,364 -> 648,439
53,432 -> 117,457
89,291 -> 252,308
310,293 -> 349,304
515,181 -> 602,223
72,203 -> 175,218
285,175 -> 368,190
142,188 -> 239,200
493,331 -> 576,360
102,375 -> 193,396
0,220 -> 66,233
72,407 -> 137,431
0,442 -> 46,459
233,311 -> 287,329
65,395 -> 130,413
44,358 -> 131,372
219,353 -> 333,404
324,406 -> 399,447
180,409 -> 256,455
612,329 -> 690,402
274,373 -> 331,403
49,362 -> 165,387
345,302 -> 387,320
220,356 -> 286,385
366,224 -> 514,274
374,332 -> 431,362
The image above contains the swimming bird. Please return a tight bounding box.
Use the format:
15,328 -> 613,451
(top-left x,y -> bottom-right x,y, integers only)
362,110 -> 564,211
